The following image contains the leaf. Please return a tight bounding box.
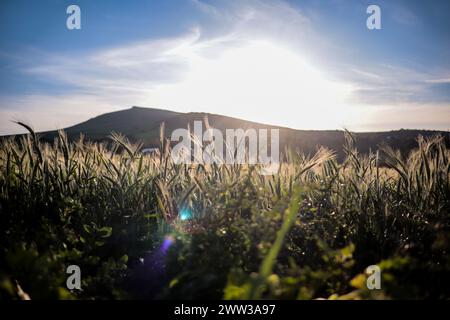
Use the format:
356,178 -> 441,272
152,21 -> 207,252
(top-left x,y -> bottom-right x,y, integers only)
350,273 -> 366,290
99,226 -> 112,238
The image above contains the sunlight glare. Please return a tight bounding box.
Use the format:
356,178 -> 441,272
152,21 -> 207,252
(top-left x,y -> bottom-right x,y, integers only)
149,40 -> 360,130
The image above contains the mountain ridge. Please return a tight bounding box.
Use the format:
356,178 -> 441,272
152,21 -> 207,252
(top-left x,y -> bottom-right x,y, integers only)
3,106 -> 449,158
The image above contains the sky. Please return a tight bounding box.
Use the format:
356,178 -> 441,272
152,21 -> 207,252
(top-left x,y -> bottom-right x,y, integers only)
0,0 -> 449,134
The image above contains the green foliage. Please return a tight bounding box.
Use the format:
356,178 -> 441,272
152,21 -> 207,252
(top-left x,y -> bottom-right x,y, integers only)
0,126 -> 449,300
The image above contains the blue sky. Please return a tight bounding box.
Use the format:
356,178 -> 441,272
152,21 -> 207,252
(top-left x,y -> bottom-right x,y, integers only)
0,0 -> 449,134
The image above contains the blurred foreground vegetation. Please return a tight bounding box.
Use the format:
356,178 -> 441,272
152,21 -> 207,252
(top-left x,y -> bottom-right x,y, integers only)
0,125 -> 449,300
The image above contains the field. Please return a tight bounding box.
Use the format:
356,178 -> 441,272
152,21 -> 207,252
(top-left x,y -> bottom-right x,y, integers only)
0,126 -> 449,300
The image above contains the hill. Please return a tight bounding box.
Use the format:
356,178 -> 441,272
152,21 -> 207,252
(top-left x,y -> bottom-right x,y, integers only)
3,106 -> 450,158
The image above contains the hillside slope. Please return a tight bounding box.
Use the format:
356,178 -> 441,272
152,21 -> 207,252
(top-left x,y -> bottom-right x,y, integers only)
4,106 -> 450,158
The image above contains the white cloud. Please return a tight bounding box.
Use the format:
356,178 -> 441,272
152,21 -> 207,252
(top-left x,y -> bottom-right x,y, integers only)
425,78 -> 450,84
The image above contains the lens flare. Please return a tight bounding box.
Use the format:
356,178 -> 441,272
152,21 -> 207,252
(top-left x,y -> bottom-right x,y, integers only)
179,209 -> 192,221
161,235 -> 174,253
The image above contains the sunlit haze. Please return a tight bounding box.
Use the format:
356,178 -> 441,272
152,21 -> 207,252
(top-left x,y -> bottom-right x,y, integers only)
148,40 -> 359,130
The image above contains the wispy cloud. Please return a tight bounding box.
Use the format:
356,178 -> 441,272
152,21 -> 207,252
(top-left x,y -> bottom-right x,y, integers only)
345,63 -> 450,105
425,78 -> 450,84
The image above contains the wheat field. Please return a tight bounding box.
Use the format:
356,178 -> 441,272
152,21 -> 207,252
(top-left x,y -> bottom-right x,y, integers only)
0,125 -> 449,299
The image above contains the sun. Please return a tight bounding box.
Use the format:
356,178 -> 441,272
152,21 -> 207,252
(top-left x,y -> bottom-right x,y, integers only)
148,40 -> 361,130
